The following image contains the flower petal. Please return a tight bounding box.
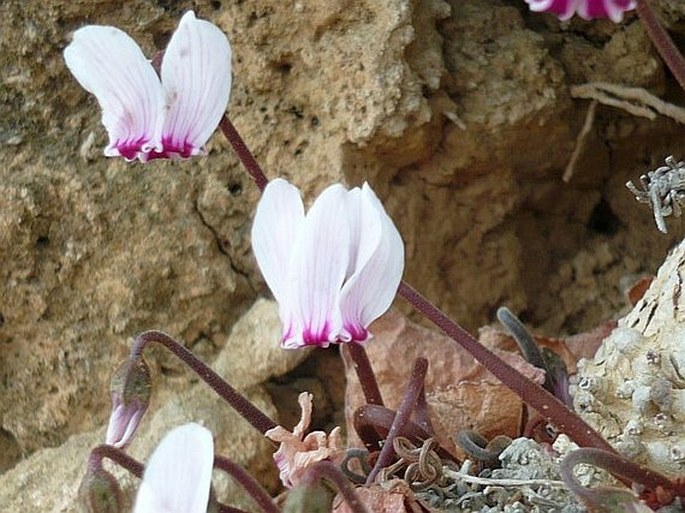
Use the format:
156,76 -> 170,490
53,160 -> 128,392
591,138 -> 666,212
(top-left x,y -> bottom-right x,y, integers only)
577,0 -> 635,22
133,423 -> 213,513
160,11 -> 232,157
64,25 -> 164,161
339,183 -> 404,341
251,178 -> 305,308
525,0 -> 580,19
285,184 -> 350,348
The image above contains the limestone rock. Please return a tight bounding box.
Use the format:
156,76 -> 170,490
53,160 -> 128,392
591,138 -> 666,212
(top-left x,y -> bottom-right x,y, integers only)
573,239 -> 685,476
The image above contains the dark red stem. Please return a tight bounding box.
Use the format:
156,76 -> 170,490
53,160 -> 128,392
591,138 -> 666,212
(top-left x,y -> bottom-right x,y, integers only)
636,0 -> 685,93
561,448 -> 675,495
219,116 -> 269,192
366,357 -> 428,484
302,461 -> 370,513
88,444 -> 144,478
131,330 -> 276,435
343,342 -> 384,407
213,456 -> 281,513
397,282 -> 616,454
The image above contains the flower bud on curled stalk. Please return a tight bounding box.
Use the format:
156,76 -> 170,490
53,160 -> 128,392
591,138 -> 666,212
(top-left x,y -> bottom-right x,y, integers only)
106,358 -> 151,449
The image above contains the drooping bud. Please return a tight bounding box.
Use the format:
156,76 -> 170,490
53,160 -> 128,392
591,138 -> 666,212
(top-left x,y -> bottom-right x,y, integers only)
78,462 -> 122,513
105,357 -> 151,448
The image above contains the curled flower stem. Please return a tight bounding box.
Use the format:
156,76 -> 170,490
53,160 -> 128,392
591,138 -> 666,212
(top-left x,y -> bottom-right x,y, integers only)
131,330 -> 276,435
397,282 -> 616,454
343,342 -> 384,407
302,460 -> 370,513
636,0 -> 685,93
353,404 -> 457,462
366,357 -> 428,485
561,448 -> 675,501
213,456 -> 281,513
219,115 -> 269,192
497,307 -> 554,393
88,444 -> 144,478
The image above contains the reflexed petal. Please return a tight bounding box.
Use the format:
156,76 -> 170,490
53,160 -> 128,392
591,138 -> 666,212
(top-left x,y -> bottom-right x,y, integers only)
285,184 -> 350,348
64,25 -> 164,161
251,179 -> 305,307
339,183 -> 404,341
577,0 -> 635,22
525,0 -> 579,19
105,401 -> 145,449
134,423 -> 213,513
160,11 -> 232,157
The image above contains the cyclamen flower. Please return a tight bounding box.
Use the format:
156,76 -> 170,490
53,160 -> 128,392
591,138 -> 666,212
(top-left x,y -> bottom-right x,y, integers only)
251,178 -> 404,349
134,423 -> 213,513
525,0 -> 636,22
63,11 -> 231,162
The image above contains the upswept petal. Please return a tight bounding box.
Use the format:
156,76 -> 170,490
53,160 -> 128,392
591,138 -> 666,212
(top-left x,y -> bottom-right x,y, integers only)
160,11 -> 232,157
134,423 -> 213,513
339,183 -> 404,341
525,0 -> 579,19
577,0 -> 635,22
64,26 -> 164,160
285,184 -> 350,348
252,179 -> 305,317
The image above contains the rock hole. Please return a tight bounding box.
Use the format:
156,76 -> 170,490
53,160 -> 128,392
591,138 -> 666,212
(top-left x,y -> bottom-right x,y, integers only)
0,428 -> 22,472
587,198 -> 620,236
227,182 -> 242,196
36,235 -> 49,248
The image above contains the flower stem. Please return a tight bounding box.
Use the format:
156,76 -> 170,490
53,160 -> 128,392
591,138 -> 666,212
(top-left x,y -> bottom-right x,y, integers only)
636,0 -> 685,93
302,461 -> 370,513
213,456 -> 281,513
343,342 -> 384,406
397,282 -> 616,454
366,357 -> 428,484
88,444 -> 144,478
219,116 -> 269,192
131,330 -> 276,435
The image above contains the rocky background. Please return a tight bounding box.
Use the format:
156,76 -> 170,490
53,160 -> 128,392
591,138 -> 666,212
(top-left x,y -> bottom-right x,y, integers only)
1,0 -> 685,510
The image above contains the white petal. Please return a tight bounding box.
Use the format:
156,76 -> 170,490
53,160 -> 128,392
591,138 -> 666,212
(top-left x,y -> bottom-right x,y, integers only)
285,184 -> 350,348
134,423 -> 213,513
64,25 -> 164,160
160,11 -> 232,157
339,184 -> 404,340
251,179 -> 305,305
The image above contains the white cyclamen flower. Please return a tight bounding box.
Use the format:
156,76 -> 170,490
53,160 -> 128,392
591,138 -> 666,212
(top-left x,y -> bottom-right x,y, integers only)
251,178 -> 404,349
134,423 -> 213,513
64,11 -> 231,162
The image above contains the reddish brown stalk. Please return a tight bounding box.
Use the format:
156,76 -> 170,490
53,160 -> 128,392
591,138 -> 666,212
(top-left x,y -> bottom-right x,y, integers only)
301,461 -> 370,513
213,456 -> 281,513
88,444 -> 144,478
397,282 -> 616,454
636,0 -> 685,93
366,358 -> 428,485
131,330 -> 276,435
219,116 -> 269,192
343,342 -> 384,407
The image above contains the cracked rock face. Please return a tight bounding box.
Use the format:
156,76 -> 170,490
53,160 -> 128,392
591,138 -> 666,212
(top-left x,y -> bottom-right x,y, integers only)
573,239 -> 685,477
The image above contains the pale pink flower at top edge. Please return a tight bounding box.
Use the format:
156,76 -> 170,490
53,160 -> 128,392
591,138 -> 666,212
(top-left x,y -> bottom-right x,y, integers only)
251,178 -> 405,349
134,423 -> 214,513
265,392 -> 344,489
63,11 -> 231,162
524,0 -> 636,22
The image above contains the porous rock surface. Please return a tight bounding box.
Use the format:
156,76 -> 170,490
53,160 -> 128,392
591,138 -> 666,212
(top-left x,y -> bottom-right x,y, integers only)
2,0 -> 685,509
574,239 -> 685,477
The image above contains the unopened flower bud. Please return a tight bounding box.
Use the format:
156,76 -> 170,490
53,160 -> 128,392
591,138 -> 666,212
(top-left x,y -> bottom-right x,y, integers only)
78,464 -> 122,513
106,358 -> 151,448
